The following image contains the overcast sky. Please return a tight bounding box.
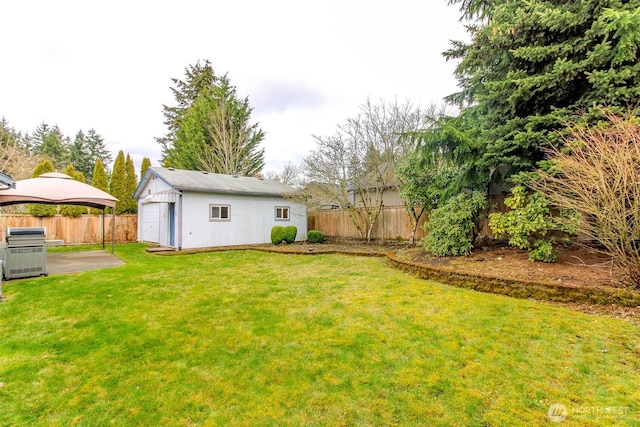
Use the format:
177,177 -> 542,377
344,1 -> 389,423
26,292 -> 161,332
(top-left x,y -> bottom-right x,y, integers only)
1,0 -> 469,174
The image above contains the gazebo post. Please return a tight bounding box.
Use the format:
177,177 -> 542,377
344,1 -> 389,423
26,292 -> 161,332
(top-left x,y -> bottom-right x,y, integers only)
101,209 -> 105,250
111,209 -> 115,254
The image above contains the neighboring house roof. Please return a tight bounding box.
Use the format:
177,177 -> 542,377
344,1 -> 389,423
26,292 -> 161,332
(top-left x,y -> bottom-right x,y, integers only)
345,162 -> 401,193
301,181 -> 343,209
133,167 -> 298,199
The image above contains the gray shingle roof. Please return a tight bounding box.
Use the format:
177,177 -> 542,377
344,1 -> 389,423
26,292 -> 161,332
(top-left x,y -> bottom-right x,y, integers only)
139,167 -> 297,197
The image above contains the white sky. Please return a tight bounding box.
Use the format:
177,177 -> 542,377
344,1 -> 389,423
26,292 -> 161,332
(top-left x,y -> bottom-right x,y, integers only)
0,0 -> 468,174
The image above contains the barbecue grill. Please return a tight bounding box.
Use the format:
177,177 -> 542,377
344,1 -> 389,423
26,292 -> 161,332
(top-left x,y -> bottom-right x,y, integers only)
4,227 -> 47,279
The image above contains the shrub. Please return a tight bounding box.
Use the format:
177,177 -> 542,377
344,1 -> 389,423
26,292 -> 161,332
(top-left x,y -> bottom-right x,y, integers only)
283,226 -> 297,244
488,185 -> 578,262
271,226 -> 286,245
529,109 -> 640,284
307,230 -> 324,243
60,205 -> 87,217
422,190 -> 486,257
26,204 -> 58,217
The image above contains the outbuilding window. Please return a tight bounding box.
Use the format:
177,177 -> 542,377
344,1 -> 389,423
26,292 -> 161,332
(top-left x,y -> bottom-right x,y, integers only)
275,206 -> 290,221
210,204 -> 230,221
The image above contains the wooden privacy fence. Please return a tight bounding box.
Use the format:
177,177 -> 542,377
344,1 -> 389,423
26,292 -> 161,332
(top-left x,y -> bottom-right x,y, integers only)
0,214 -> 138,245
308,196 -> 508,242
308,206 -> 428,241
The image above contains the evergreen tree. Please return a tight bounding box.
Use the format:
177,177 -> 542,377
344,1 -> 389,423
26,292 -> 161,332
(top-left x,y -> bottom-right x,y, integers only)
68,130 -> 93,181
158,61 -> 265,175
0,117 -> 22,148
29,123 -> 69,169
157,59 -> 218,157
27,160 -> 57,217
86,129 -> 112,169
192,82 -> 266,176
32,160 -> 55,177
90,159 -> 109,214
437,0 -> 640,185
124,154 -> 138,213
109,151 -> 128,214
68,129 -> 112,182
60,164 -> 87,217
140,157 -> 151,179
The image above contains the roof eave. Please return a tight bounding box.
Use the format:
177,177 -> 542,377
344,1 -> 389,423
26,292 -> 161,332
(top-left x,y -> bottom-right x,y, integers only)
178,187 -> 296,198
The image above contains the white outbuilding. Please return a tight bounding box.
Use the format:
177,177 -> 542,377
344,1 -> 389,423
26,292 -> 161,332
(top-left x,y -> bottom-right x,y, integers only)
133,167 -> 307,250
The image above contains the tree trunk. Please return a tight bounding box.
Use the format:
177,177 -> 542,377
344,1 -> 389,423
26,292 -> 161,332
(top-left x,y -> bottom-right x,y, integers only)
408,206 -> 426,246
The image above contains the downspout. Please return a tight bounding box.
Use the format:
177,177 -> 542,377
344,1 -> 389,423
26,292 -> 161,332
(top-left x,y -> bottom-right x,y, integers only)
177,191 -> 182,251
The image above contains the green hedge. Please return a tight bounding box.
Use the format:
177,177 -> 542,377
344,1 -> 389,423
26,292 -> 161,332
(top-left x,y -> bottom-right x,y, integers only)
283,226 -> 297,244
271,226 -> 286,245
307,230 -> 324,243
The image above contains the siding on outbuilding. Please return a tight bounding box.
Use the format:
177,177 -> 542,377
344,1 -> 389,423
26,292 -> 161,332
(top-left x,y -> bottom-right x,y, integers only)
134,167 -> 307,250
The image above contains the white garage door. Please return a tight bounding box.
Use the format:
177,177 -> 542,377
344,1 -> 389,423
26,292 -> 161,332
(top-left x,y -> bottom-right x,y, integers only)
141,203 -> 161,243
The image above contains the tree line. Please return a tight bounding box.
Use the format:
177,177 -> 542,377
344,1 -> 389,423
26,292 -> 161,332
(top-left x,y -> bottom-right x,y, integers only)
0,118 -> 152,215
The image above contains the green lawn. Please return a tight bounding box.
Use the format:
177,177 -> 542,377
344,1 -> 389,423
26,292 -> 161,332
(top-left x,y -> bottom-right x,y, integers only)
1,244 -> 639,426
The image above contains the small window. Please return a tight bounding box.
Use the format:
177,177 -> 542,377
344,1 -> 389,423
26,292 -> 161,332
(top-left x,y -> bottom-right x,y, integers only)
210,204 -> 230,221
275,206 -> 290,221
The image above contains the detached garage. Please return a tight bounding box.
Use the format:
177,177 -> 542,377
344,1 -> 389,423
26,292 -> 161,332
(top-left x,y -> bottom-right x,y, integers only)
133,167 -> 307,250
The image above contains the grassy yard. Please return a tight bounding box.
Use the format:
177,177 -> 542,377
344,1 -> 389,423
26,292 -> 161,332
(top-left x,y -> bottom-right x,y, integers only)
1,244 -> 639,426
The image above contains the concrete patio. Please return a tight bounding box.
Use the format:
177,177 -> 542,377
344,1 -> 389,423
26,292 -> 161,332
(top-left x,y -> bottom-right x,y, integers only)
46,250 -> 125,275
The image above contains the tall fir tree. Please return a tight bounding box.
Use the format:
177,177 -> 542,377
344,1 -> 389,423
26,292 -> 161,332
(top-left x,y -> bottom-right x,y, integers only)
109,151 -> 128,214
434,0 -> 640,187
29,123 -> 69,169
68,131 -> 93,181
86,129 -> 112,169
157,59 -> 218,156
0,117 -> 21,148
124,154 -> 138,214
185,82 -> 265,176
158,61 -> 265,175
90,159 -> 109,214
26,160 -> 57,217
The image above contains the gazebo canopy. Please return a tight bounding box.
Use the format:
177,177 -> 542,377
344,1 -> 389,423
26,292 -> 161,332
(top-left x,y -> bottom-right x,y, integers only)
0,172 -> 117,209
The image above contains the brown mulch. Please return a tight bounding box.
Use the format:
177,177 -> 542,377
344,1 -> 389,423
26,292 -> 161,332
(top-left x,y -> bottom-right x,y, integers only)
395,242 -> 623,289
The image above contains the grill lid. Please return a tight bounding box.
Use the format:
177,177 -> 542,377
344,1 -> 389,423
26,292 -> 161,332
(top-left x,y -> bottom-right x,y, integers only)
6,227 -> 46,237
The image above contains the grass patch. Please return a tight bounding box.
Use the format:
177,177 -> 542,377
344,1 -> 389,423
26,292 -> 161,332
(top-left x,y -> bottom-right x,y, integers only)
47,244 -> 109,253
1,244 -> 639,426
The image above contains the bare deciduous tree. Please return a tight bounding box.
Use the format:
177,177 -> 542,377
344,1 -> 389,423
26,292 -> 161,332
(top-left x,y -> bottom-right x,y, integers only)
530,109 -> 640,285
262,162 -> 303,186
0,144 -> 45,181
198,96 -> 265,176
303,99 -> 431,241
